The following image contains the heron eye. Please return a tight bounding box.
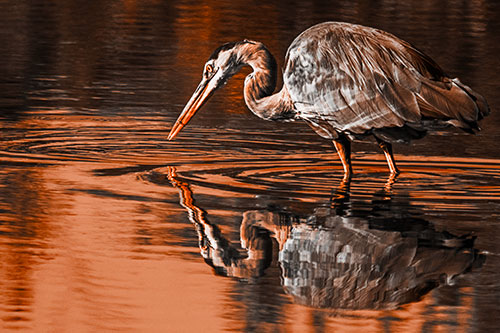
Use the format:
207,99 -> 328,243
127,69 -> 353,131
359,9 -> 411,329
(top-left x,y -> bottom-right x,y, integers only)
205,64 -> 214,74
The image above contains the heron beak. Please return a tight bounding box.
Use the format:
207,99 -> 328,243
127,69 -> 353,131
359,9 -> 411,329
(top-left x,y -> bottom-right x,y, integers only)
168,78 -> 216,140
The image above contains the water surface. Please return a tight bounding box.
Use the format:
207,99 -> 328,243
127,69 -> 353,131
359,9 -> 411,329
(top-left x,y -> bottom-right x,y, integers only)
1,1 -> 499,331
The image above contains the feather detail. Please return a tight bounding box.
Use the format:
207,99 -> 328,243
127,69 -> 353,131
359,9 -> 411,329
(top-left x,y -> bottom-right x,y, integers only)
284,22 -> 489,142
235,42 -> 296,121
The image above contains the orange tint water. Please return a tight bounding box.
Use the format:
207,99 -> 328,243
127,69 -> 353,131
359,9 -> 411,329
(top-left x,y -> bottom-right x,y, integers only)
1,1 -> 499,331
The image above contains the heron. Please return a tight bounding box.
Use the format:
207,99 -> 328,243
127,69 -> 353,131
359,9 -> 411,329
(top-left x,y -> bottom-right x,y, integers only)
168,22 -> 489,177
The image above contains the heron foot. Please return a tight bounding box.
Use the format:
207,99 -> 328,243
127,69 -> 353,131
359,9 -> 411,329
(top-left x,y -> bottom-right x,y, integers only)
341,170 -> 352,183
385,170 -> 399,192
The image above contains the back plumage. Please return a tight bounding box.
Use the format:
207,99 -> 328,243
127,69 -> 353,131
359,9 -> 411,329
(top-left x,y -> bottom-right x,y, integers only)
285,22 -> 490,143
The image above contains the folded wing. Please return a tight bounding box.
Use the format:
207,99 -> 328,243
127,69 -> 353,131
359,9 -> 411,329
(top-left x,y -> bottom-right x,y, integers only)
284,22 -> 489,143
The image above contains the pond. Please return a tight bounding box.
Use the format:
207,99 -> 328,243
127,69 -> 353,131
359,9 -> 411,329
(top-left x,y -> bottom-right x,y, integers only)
1,1 -> 499,331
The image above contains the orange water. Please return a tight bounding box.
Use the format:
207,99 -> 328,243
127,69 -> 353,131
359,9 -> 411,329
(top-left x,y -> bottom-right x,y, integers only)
1,1 -> 499,332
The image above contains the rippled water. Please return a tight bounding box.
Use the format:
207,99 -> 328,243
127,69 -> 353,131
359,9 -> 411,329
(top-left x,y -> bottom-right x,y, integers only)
1,1 -> 500,331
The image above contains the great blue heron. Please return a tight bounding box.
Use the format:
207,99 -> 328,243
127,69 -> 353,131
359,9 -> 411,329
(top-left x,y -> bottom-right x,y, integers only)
168,22 -> 489,177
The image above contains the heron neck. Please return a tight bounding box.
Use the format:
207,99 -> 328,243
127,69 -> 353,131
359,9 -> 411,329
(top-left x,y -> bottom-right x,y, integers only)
239,44 -> 294,120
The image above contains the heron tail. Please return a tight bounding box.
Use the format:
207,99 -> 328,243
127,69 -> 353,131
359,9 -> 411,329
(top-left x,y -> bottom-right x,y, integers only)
416,78 -> 490,133
452,78 -> 490,120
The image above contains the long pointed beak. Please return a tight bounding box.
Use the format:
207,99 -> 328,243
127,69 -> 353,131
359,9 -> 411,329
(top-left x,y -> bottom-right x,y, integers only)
168,78 -> 216,140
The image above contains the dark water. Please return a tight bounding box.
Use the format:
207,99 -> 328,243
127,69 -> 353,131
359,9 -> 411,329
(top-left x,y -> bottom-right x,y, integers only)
1,1 -> 500,331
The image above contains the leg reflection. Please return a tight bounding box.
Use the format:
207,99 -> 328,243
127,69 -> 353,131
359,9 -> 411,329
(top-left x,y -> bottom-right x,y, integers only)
330,174 -> 351,215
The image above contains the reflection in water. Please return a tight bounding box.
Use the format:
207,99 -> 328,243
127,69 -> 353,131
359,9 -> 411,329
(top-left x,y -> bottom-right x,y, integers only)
0,167 -> 55,326
167,167 -> 484,311
1,0 -> 499,331
167,167 -> 273,279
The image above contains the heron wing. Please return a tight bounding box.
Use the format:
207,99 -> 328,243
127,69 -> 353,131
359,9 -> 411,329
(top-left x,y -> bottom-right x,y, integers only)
284,22 -> 488,142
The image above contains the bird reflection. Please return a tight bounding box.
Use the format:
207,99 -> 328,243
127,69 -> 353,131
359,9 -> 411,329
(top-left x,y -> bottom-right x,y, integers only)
167,167 -> 484,310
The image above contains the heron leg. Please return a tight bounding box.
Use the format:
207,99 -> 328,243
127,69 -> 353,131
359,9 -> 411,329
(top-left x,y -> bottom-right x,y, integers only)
332,135 -> 352,179
376,138 -> 400,175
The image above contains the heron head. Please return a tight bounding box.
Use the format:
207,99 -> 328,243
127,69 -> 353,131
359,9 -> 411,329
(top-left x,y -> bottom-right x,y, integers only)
167,41 -> 249,140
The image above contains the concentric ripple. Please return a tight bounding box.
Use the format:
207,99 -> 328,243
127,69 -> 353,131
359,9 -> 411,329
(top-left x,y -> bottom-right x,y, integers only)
3,114 -> 500,207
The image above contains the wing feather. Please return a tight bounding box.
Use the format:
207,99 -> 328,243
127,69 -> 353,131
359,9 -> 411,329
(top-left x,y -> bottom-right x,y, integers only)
284,22 -> 488,142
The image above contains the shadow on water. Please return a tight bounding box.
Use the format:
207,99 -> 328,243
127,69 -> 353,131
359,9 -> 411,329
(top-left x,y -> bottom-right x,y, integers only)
155,166 -> 485,311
